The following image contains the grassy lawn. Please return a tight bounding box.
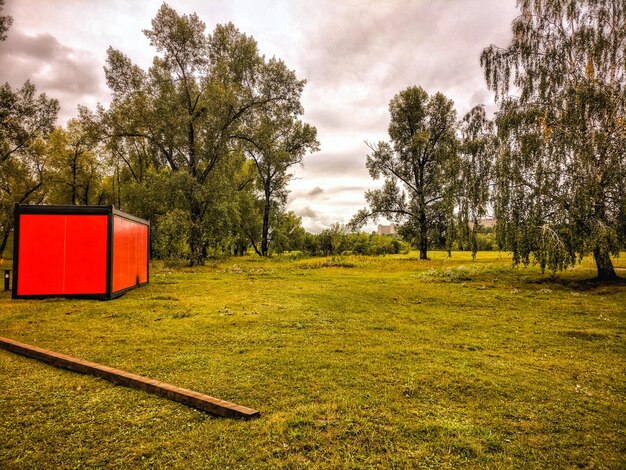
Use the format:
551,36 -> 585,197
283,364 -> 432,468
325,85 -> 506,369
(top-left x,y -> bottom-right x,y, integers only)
1,251 -> 625,468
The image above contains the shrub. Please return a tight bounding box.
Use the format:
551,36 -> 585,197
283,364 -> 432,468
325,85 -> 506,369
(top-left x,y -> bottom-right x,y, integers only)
153,209 -> 192,261
476,233 -> 497,251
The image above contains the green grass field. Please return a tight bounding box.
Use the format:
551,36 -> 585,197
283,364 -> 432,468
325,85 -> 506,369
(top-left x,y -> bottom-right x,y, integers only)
1,252 -> 625,468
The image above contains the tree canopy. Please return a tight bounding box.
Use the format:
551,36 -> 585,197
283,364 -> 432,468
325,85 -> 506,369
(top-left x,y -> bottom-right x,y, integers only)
351,86 -> 459,260
102,3 -> 315,264
481,0 -> 626,280
0,0 -> 12,41
0,81 -> 59,256
237,108 -> 319,256
457,105 -> 495,258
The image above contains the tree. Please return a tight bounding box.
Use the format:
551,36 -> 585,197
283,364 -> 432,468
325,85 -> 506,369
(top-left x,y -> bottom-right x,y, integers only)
318,223 -> 348,256
481,0 -> 626,280
103,3 -> 310,265
0,81 -> 59,257
232,158 -> 263,256
0,0 -> 12,41
351,86 -> 459,259
457,105 -> 495,258
267,210 -> 307,254
46,113 -> 109,205
237,111 -> 318,256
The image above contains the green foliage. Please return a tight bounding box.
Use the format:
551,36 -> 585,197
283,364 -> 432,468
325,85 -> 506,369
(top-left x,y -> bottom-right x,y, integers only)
0,0 -> 11,41
46,116 -> 110,206
349,233 -> 410,256
475,232 -> 497,252
352,86 -> 459,260
268,211 -> 307,254
481,0 -> 626,280
0,80 -> 59,257
240,109 -> 319,256
452,231 -> 497,253
457,106 -> 495,259
233,169 -> 263,256
152,209 -> 192,261
299,225 -> 411,257
317,223 -> 348,256
102,4 -> 310,265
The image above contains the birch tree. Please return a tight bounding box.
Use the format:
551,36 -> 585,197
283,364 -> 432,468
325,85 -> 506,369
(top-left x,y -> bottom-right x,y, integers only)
481,0 -> 626,280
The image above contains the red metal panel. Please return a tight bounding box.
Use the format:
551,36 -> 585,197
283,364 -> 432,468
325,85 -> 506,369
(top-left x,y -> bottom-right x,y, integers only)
64,215 -> 107,294
112,216 -> 127,292
16,214 -> 108,296
17,215 -> 66,295
112,216 -> 148,293
138,223 -> 148,282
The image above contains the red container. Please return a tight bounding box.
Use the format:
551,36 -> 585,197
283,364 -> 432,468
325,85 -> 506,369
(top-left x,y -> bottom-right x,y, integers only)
12,205 -> 149,299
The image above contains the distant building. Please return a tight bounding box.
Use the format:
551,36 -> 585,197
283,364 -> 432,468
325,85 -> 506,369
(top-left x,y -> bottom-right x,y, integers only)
468,217 -> 497,229
377,224 -> 397,236
480,217 -> 496,228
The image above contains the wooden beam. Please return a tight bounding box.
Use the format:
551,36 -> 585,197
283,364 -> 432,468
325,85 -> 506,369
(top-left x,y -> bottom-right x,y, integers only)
0,336 -> 260,419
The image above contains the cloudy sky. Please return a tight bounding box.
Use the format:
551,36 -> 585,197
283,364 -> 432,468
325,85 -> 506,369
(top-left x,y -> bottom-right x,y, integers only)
0,0 -> 519,232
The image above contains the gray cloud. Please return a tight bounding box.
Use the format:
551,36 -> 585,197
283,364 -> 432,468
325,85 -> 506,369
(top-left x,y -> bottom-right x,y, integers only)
308,186 -> 324,197
295,184 -> 369,201
304,149 -> 369,177
0,0 -> 520,232
0,29 -> 107,121
305,100 -> 389,135
296,206 -> 320,219
295,1 -> 515,87
326,185 -> 365,195
295,0 -> 516,124
286,0 -> 518,231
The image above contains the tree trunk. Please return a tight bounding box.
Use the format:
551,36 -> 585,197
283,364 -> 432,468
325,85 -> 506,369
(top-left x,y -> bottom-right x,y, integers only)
419,235 -> 428,260
261,189 -> 271,257
188,227 -> 203,266
188,202 -> 206,266
593,245 -> 618,281
418,208 -> 428,260
470,221 -> 478,260
0,229 -> 11,260
115,167 -> 122,208
71,152 -> 77,205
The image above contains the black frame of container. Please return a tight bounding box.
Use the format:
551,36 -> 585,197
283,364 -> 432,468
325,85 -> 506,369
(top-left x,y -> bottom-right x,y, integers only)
12,204 -> 150,300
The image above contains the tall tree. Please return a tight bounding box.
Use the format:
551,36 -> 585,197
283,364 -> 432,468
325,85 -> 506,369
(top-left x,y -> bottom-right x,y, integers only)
481,0 -> 626,280
0,81 -> 59,257
457,105 -> 495,258
233,160 -> 262,256
237,111 -> 318,256
103,3 -> 310,265
351,86 -> 458,260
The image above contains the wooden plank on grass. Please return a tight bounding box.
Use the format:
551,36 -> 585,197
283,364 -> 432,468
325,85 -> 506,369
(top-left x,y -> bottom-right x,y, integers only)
0,336 -> 260,419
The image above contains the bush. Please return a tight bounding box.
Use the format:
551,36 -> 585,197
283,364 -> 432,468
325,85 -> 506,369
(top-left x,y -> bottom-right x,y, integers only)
153,209 -> 192,261
364,235 -> 409,255
301,230 -> 412,257
476,233 -> 498,251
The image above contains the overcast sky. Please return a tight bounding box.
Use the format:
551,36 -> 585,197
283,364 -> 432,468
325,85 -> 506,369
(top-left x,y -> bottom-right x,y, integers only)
0,0 -> 519,233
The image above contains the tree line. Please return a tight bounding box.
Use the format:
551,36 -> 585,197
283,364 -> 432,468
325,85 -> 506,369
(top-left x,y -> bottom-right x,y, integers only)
0,3 -> 319,265
1,0 -> 625,280
352,0 -> 625,280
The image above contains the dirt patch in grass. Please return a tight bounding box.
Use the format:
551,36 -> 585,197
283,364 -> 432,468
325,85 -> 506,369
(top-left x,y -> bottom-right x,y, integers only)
560,330 -> 611,341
